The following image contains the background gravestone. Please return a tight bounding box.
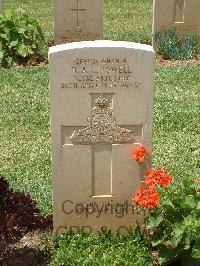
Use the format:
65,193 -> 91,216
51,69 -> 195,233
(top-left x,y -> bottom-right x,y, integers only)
0,0 -> 3,11
153,0 -> 200,47
49,40 -> 155,233
53,0 -> 103,45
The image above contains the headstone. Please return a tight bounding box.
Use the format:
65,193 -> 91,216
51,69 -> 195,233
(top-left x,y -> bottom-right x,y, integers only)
153,0 -> 200,47
53,0 -> 103,45
49,41 -> 155,234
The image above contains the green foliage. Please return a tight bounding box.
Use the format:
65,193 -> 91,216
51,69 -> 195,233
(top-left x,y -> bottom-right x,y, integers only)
141,175 -> 200,265
155,27 -> 199,60
5,0 -> 53,34
0,9 -> 46,67
39,230 -> 150,266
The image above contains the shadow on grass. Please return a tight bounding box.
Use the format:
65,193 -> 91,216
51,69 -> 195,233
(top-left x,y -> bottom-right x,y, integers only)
0,246 -> 49,266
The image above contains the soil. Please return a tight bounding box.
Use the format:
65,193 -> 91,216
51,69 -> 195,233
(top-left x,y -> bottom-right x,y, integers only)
0,212 -> 53,266
11,56 -> 200,69
9,49 -> 200,69
156,55 -> 200,67
0,230 -> 52,266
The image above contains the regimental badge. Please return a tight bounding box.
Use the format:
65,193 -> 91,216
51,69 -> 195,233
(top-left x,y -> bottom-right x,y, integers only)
70,94 -> 135,144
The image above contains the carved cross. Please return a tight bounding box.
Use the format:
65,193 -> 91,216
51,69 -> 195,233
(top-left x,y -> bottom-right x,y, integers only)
61,94 -> 137,198
174,0 -> 185,23
69,0 -> 86,28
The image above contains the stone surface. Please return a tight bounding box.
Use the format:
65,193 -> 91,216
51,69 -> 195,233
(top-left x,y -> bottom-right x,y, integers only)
153,0 -> 200,47
0,0 -> 3,11
53,0 -> 103,45
49,41 -> 155,233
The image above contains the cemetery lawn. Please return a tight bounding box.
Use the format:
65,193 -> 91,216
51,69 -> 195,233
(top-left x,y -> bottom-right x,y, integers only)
0,65 -> 199,264
5,0 -> 152,44
1,0 -> 199,264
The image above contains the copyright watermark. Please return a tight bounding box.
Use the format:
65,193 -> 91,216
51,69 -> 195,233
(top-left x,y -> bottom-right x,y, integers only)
62,199 -> 136,218
55,225 -> 135,234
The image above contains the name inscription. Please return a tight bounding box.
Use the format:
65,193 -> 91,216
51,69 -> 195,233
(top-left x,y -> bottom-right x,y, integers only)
61,57 -> 143,90
56,30 -> 101,43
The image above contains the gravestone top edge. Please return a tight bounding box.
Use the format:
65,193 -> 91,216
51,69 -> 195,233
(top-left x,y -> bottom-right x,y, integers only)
49,40 -> 155,55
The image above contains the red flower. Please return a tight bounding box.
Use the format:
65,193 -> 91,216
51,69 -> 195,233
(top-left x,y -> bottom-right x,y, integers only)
145,167 -> 172,188
145,177 -> 156,189
129,146 -> 148,163
133,186 -> 160,208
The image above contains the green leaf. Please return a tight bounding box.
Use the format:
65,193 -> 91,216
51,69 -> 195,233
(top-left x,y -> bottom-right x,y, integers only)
162,198 -> 174,208
181,195 -> 196,209
18,28 -> 26,34
6,56 -> 13,67
0,33 -> 9,40
192,243 -> 200,260
146,215 -> 164,229
10,40 -> 18,47
0,50 -> 4,58
171,225 -> 184,245
196,201 -> 200,210
151,239 -> 163,247
183,215 -> 194,227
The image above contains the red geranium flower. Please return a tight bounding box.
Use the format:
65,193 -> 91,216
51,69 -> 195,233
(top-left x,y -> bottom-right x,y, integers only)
145,167 -> 172,188
145,172 -> 156,189
133,186 -> 160,208
129,146 -> 148,163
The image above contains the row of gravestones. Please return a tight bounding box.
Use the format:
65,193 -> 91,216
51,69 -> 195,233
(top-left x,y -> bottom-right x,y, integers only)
53,0 -> 200,46
1,0 -> 200,42
49,0 -> 199,234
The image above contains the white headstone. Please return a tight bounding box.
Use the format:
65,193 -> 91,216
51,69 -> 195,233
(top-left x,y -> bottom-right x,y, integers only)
49,41 -> 155,234
153,0 -> 200,47
53,0 -> 103,45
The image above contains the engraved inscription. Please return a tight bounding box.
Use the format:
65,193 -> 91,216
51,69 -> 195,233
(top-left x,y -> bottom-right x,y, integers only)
70,94 -> 135,144
69,0 -> 86,28
61,57 -> 143,90
174,0 -> 185,23
56,31 -> 101,43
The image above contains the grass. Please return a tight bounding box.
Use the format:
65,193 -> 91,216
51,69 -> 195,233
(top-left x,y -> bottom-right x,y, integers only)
0,67 -> 52,213
1,0 -> 200,265
153,66 -> 200,181
104,0 -> 152,43
42,231 -> 151,265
